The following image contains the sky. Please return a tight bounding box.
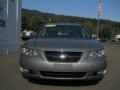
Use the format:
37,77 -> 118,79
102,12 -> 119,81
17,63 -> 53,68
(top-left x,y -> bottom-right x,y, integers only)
22,0 -> 120,22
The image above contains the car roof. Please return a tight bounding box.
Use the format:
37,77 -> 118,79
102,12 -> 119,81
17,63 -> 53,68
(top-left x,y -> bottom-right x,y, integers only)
46,23 -> 82,26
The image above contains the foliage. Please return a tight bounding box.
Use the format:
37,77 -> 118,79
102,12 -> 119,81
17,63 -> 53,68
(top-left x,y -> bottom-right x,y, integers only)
22,9 -> 120,41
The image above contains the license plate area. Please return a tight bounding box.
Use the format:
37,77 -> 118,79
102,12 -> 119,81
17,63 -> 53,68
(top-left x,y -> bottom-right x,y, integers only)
53,63 -> 72,71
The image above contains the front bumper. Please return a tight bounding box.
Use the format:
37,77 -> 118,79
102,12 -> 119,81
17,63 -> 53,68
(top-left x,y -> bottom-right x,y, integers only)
20,55 -> 107,80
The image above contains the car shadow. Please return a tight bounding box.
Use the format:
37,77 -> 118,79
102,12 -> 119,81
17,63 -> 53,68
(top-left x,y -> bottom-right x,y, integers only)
28,79 -> 99,86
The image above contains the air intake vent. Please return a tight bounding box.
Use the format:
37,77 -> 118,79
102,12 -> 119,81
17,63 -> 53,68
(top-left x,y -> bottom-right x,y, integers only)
40,71 -> 86,78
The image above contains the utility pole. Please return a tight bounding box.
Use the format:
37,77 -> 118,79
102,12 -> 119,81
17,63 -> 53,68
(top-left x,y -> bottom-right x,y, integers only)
48,17 -> 51,23
97,14 -> 100,35
97,0 -> 103,37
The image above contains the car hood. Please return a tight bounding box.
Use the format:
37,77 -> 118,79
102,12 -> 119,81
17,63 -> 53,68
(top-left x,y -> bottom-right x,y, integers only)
25,39 -> 103,52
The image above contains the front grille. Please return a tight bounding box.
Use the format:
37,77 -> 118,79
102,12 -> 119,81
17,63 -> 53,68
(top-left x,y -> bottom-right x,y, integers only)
44,51 -> 83,63
40,71 -> 86,78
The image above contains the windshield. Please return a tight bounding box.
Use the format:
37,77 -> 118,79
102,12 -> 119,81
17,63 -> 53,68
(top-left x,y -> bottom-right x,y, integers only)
37,25 -> 91,39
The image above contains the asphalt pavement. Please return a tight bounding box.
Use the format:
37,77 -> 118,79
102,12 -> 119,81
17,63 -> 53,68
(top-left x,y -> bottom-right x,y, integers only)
0,44 -> 120,90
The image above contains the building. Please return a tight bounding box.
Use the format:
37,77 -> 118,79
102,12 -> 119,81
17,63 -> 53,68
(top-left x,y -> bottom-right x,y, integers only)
0,0 -> 21,55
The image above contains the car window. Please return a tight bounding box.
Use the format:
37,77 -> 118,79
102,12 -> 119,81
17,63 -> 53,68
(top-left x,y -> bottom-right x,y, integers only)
37,25 -> 91,39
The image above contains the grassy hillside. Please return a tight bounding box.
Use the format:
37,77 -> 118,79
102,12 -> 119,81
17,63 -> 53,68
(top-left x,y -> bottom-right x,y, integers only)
22,9 -> 120,41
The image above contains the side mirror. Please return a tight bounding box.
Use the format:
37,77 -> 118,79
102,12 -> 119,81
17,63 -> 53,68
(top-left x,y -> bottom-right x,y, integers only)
30,33 -> 36,38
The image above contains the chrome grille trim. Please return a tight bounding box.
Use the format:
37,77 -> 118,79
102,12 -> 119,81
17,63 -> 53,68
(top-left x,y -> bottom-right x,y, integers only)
44,51 -> 83,63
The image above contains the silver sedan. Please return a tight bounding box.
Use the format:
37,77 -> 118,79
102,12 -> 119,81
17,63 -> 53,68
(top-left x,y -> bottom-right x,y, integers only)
20,23 -> 107,82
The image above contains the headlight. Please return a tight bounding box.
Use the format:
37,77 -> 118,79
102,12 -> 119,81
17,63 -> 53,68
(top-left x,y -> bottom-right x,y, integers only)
89,49 -> 105,59
22,48 -> 38,56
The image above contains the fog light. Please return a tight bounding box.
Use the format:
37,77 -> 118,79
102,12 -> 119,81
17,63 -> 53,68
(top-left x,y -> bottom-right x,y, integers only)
98,69 -> 106,75
103,69 -> 107,74
20,67 -> 29,73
